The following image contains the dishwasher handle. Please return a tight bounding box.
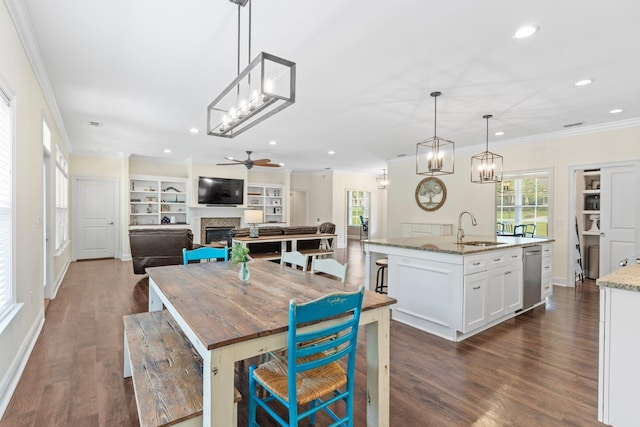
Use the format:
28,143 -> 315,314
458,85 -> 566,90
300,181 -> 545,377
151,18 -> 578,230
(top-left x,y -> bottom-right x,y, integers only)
524,250 -> 542,256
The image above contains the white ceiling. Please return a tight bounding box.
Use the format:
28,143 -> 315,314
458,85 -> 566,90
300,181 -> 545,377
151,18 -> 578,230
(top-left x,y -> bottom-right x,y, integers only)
17,0 -> 640,174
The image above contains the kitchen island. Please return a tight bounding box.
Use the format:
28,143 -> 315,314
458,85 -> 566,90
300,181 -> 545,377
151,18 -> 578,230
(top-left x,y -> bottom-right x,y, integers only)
364,235 -> 554,342
597,263 -> 640,427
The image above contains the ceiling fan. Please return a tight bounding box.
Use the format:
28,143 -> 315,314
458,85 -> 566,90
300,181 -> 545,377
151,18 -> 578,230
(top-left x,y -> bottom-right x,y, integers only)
216,151 -> 281,169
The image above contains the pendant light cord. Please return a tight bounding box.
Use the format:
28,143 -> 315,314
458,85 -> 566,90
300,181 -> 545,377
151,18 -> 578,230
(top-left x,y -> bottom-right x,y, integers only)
483,114 -> 493,152
433,95 -> 437,137
236,3 -> 241,76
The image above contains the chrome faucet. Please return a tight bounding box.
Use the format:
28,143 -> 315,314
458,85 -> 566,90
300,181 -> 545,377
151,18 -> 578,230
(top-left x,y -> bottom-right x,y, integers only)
457,211 -> 477,242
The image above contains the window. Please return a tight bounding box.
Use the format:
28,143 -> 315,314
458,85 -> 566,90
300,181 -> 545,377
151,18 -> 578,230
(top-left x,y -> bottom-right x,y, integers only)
496,171 -> 550,237
347,191 -> 369,226
0,88 -> 12,319
55,146 -> 68,250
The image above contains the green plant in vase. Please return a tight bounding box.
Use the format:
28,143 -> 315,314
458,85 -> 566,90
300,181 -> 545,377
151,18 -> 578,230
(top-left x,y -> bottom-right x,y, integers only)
230,242 -> 251,281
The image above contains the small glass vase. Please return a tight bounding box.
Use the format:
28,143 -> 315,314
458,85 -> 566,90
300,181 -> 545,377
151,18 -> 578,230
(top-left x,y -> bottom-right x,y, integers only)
238,262 -> 250,281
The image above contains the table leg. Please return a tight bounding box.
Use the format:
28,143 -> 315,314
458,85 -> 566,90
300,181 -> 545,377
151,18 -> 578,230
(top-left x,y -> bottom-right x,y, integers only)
366,307 -> 391,427
364,251 -> 372,291
148,278 -> 162,312
202,348 -> 236,427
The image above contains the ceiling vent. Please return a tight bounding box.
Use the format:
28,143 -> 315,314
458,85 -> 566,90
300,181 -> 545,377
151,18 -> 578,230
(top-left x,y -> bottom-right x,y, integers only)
89,121 -> 102,127
563,122 -> 584,128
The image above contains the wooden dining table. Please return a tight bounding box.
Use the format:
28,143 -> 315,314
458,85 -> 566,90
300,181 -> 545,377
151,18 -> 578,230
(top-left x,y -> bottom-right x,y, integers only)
146,259 -> 396,427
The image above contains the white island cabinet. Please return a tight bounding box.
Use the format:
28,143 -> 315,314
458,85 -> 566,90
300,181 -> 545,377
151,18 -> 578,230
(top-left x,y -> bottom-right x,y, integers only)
364,235 -> 553,342
597,264 -> 640,427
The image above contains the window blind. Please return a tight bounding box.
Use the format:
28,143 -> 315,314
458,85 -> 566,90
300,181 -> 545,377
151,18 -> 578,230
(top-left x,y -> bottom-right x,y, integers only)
0,89 -> 12,318
55,145 -> 68,250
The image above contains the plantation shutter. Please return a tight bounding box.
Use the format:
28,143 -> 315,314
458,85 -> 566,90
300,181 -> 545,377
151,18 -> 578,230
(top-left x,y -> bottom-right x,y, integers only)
0,88 -> 12,318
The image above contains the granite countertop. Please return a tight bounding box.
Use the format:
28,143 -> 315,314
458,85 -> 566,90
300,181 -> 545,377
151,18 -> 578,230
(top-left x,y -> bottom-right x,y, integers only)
364,234 -> 554,255
597,263 -> 640,291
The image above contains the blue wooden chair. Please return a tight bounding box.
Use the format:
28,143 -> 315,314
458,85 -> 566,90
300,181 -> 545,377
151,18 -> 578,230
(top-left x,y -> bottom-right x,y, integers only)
249,287 -> 365,426
182,246 -> 228,265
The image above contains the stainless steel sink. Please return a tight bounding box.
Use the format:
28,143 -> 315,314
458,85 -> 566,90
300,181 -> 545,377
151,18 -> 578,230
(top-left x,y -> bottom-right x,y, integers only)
457,241 -> 506,247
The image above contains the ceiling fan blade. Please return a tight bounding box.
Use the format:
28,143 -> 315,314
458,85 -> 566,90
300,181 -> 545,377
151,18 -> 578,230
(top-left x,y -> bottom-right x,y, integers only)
257,163 -> 281,168
252,159 -> 272,164
223,157 -> 242,162
216,162 -> 242,166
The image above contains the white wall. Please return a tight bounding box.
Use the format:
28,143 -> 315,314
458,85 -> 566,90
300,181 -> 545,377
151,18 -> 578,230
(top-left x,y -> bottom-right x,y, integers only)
0,1 -> 69,415
387,124 -> 640,286
291,172 -> 334,226
291,170 -> 387,248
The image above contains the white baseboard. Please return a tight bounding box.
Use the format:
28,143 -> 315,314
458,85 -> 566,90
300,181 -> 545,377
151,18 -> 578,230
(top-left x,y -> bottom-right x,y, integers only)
0,309 -> 45,419
51,259 -> 70,300
553,276 -> 570,287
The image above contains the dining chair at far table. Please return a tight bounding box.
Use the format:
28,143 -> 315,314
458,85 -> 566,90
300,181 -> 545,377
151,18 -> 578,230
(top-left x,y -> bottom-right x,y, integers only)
311,257 -> 348,284
516,223 -> 536,237
280,250 -> 308,272
249,287 -> 365,427
182,246 -> 228,265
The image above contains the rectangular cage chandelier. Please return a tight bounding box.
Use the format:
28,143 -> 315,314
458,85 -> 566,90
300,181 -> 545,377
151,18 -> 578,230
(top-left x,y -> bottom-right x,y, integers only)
207,52 -> 296,138
416,91 -> 455,176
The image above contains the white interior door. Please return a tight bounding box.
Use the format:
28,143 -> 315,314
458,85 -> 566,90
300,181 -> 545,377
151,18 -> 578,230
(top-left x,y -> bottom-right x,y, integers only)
74,177 -> 118,259
600,165 -> 638,276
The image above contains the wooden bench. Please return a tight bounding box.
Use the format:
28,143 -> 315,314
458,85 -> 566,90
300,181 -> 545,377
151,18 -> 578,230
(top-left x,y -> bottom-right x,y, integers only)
123,310 -> 241,427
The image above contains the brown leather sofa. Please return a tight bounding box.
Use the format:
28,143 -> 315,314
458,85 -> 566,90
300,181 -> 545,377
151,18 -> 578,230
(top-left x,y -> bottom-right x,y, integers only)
129,228 -> 194,274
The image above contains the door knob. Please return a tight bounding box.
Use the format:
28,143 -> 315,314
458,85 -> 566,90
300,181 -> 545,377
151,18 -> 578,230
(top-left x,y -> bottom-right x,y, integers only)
600,232 -> 605,237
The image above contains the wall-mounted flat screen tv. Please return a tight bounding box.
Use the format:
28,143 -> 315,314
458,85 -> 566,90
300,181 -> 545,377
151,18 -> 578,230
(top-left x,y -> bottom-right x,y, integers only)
197,177 -> 244,206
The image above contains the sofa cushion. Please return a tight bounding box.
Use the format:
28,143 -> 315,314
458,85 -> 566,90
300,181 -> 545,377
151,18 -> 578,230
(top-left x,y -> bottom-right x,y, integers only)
282,226 -> 317,235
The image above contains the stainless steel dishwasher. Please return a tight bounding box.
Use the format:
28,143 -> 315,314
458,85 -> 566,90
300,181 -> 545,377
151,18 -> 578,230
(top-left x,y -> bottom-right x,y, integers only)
522,245 -> 542,310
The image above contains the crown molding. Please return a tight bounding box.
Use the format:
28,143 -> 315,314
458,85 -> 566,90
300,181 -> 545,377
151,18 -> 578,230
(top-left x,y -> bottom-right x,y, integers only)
5,0 -> 72,153
483,117 -> 640,152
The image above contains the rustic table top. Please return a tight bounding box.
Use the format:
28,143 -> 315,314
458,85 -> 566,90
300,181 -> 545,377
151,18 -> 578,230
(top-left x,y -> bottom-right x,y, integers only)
147,260 -> 395,350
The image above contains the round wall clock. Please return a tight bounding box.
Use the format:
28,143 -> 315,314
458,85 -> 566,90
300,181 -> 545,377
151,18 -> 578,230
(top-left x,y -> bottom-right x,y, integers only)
415,177 -> 447,211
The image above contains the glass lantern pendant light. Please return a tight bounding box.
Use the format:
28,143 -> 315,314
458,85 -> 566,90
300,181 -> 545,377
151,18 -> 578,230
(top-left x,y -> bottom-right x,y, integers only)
376,168 -> 389,189
471,114 -> 503,183
416,91 -> 455,176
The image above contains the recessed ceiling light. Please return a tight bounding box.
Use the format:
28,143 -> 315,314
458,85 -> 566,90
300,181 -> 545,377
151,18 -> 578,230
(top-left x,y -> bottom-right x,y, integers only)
278,162 -> 285,166
227,156 -> 234,160
269,140 -> 277,145
189,128 -> 199,134
164,149 -> 171,153
328,150 -> 335,155
609,108 -> 623,114
575,79 -> 593,87
513,25 -> 538,39
494,131 -> 505,136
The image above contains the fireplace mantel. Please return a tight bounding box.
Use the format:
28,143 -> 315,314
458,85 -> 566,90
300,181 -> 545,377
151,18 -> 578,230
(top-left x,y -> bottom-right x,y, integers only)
189,206 -> 245,244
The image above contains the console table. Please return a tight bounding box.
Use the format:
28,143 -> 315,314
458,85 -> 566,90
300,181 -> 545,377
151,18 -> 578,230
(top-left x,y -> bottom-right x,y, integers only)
232,233 -> 336,261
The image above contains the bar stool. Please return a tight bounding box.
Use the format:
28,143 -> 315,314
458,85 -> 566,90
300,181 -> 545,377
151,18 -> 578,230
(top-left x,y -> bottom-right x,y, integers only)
375,258 -> 388,294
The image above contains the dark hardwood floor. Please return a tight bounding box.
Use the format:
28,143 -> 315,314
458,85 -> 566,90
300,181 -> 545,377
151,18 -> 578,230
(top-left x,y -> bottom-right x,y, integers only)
1,240 -> 604,426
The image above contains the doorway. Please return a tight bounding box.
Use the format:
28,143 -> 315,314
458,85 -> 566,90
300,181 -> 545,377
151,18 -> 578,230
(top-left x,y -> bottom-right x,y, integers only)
73,177 -> 119,260
346,190 -> 370,240
570,162 -> 639,284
